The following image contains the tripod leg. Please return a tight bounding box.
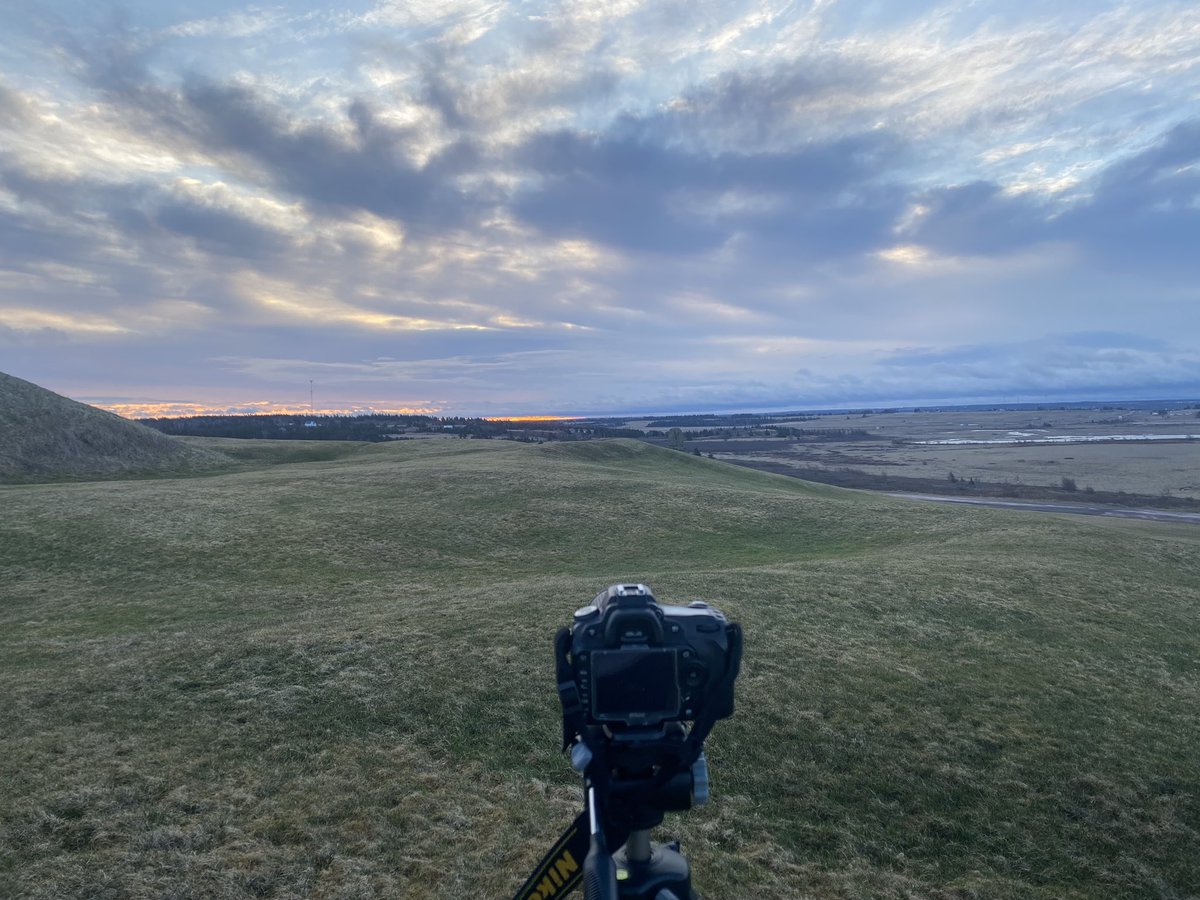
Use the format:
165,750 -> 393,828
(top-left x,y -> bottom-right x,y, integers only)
583,786 -> 619,900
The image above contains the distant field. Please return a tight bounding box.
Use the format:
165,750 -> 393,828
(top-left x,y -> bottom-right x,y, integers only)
683,406 -> 1200,503
2,439 -> 1198,898
822,439 -> 1199,498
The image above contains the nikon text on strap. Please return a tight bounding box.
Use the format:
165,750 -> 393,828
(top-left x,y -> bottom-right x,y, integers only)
512,809 -> 588,900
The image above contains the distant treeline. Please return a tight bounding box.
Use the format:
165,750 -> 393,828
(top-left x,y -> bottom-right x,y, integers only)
142,414 -> 437,442
141,414 -> 648,443
646,413 -> 816,427
679,426 -> 875,441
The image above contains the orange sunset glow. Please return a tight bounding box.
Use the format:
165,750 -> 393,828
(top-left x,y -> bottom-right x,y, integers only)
98,401 -> 443,419
484,415 -> 585,423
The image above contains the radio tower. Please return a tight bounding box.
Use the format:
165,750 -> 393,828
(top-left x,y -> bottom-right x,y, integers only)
309,380 -> 315,417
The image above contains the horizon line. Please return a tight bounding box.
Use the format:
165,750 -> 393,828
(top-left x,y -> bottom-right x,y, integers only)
95,395 -> 1200,422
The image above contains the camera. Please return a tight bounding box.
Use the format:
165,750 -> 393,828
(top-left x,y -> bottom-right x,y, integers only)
567,584 -> 740,729
518,584 -> 742,900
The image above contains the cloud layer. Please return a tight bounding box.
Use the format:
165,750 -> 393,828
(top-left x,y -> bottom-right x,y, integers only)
1,0 -> 1198,414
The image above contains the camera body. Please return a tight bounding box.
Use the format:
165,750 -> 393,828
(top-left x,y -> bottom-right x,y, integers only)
568,584 -> 738,729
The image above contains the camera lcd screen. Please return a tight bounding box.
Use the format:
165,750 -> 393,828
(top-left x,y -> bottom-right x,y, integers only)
590,649 -> 680,721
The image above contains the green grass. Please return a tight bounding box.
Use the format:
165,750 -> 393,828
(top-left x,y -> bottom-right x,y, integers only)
0,372 -> 226,483
177,436 -> 375,467
1,439 -> 1198,898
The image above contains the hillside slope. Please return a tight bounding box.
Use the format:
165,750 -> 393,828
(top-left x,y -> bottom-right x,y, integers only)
1,439 -> 1197,898
0,371 -> 223,482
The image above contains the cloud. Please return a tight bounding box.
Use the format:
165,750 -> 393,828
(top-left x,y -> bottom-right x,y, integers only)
1058,118 -> 1200,271
645,52 -> 890,152
903,118 -> 1200,274
0,306 -> 131,335
171,83 -> 490,227
906,181 -> 1050,256
0,157 -> 299,324
49,29 -> 488,230
163,8 -> 290,40
150,195 -> 293,260
574,333 -> 1200,414
512,125 -> 907,255
2,2 -> 1199,414
0,82 -> 32,122
867,334 -> 1200,403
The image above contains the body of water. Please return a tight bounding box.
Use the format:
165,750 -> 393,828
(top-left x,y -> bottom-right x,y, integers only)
915,433 -> 1200,446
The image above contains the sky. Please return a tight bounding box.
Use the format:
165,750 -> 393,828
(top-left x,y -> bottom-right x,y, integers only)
1,0 -> 1198,417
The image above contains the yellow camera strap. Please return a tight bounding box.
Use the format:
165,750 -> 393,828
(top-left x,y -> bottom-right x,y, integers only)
512,809 -> 588,900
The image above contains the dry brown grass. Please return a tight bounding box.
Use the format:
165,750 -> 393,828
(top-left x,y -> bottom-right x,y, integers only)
699,405 -> 1200,501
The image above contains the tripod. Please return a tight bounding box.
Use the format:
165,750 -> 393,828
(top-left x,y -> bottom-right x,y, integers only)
581,784 -> 699,900
512,726 -> 709,900
576,724 -> 707,900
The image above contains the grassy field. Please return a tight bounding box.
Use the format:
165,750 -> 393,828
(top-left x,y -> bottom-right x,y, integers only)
717,438 -> 1200,502
2,439 -> 1198,898
829,439 -> 1200,499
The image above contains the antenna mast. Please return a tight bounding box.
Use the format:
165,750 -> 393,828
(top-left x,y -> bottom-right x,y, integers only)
310,380 -> 314,417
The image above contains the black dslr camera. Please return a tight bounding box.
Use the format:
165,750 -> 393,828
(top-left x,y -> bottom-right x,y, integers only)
567,584 -> 740,731
517,585 -> 742,900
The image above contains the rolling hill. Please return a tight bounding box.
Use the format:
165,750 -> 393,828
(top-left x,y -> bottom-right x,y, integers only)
0,371 -> 224,482
1,438 -> 1197,898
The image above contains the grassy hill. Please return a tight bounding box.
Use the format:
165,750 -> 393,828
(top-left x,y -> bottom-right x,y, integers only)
1,439 -> 1197,898
0,372 -> 225,482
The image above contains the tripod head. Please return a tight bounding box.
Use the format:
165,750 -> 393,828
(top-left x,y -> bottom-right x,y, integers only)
575,735 -> 710,900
